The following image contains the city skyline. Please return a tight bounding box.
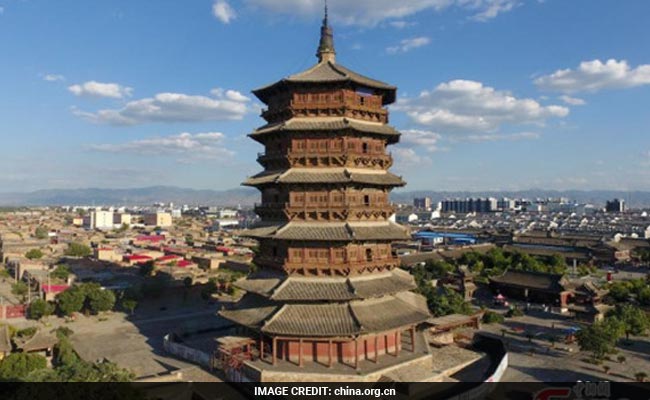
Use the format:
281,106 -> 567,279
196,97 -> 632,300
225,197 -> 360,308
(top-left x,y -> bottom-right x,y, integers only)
1,0 -> 650,192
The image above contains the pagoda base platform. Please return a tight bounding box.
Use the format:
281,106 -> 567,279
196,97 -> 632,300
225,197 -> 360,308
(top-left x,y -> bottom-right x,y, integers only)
223,331 -> 482,383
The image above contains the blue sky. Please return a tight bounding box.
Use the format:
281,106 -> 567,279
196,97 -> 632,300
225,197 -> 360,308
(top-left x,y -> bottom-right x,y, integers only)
1,0 -> 649,192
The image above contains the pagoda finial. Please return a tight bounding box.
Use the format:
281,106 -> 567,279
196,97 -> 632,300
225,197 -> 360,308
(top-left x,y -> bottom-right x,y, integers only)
317,0 -> 336,63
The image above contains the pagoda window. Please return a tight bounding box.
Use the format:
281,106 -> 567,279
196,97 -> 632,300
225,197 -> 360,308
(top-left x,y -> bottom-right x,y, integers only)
362,143 -> 369,154
363,195 -> 370,206
366,248 -> 373,261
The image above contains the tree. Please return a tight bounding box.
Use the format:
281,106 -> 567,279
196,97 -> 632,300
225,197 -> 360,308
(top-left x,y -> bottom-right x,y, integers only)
0,353 -> 47,381
28,298 -> 55,320
576,318 -> 624,360
122,299 -> 137,315
11,281 -> 28,302
482,311 -> 505,324
64,242 -> 91,257
609,304 -> 649,340
56,286 -> 85,316
34,226 -> 48,239
139,261 -> 154,277
51,265 -> 70,281
86,287 -> 116,314
424,286 -> 473,317
25,249 -> 44,260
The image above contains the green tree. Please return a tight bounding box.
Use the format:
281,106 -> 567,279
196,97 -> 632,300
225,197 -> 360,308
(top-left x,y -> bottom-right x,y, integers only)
34,226 -> 48,239
51,265 -> 71,281
609,304 -> 649,340
64,242 -> 92,257
424,286 -> 473,317
482,311 -> 505,324
576,318 -> 624,360
28,298 -> 55,320
11,281 -> 28,302
122,299 -> 137,315
0,353 -> 47,381
25,249 -> 44,260
56,286 -> 85,316
86,287 -> 116,314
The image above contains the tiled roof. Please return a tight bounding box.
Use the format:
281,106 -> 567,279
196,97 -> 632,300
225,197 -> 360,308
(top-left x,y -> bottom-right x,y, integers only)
350,269 -> 417,298
219,294 -> 279,329
489,270 -> 569,292
258,294 -> 430,336
250,117 -> 400,143
351,295 -> 430,333
14,330 -> 58,353
253,61 -> 396,104
241,221 -> 409,242
243,168 -> 405,187
271,278 -> 356,301
262,303 -> 360,337
235,269 -> 417,301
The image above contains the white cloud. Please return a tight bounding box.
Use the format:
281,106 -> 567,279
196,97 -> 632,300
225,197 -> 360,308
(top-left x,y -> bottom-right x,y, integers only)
393,148 -> 431,166
73,88 -> 251,125
395,79 -> 569,132
400,129 -> 442,152
243,0 -> 519,26
388,20 -> 417,29
88,132 -> 235,160
449,131 -> 540,143
68,81 -> 133,99
43,74 -> 65,82
386,36 -> 430,54
461,0 -> 519,22
559,95 -> 586,106
535,59 -> 650,93
213,0 -> 236,23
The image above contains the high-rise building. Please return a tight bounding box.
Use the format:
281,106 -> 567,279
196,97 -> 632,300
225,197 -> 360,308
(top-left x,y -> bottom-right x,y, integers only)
441,198 -> 497,213
413,197 -> 432,210
217,9 -> 431,382
606,199 -> 625,213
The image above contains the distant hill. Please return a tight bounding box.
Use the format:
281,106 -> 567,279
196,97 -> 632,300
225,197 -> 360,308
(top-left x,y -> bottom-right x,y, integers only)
1,186 -> 649,208
0,186 -> 259,207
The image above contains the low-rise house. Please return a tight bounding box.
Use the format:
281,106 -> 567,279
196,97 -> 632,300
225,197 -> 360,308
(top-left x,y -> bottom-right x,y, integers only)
489,270 -> 573,311
123,254 -> 152,266
94,247 -> 122,263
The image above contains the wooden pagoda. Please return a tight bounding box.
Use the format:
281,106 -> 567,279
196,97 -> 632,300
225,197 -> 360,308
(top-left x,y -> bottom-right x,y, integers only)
218,7 -> 431,381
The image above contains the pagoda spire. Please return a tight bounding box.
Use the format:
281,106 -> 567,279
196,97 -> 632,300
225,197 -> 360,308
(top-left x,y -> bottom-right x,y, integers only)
316,0 -> 336,63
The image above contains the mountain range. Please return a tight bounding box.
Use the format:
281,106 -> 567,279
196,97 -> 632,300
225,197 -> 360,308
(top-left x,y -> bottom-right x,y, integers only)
1,186 -> 649,208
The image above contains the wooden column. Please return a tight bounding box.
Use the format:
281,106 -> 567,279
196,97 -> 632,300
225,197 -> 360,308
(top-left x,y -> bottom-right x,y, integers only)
354,339 -> 359,370
374,335 -> 379,363
410,326 -> 416,352
299,338 -> 304,367
394,331 -> 399,356
272,337 -> 277,366
259,333 -> 264,360
328,339 -> 333,368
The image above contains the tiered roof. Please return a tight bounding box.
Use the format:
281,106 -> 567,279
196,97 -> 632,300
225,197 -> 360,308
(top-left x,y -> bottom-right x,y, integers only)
220,291 -> 430,337
253,61 -> 397,105
242,221 -> 410,241
244,168 -> 405,187
250,117 -> 401,144
235,268 -> 417,301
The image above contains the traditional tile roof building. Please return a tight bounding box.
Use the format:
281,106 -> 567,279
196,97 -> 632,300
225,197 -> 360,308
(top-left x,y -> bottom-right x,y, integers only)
217,7 -> 432,382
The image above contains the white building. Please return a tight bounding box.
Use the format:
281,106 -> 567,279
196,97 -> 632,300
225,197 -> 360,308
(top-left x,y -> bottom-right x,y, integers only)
84,210 -> 114,230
